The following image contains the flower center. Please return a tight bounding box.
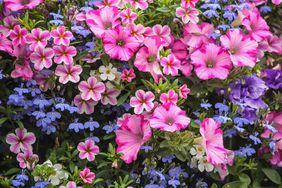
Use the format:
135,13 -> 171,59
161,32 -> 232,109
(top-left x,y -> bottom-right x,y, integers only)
116,39 -> 125,46
166,117 -> 175,126
147,54 -> 156,63
206,59 -> 215,68
21,0 -> 30,5
230,47 -> 238,55
105,22 -> 112,29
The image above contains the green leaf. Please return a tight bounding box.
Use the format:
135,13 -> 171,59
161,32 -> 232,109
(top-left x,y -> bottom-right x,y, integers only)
4,168 -> 20,176
211,183 -> 218,188
239,173 -> 251,185
262,168 -> 281,184
222,181 -> 247,188
0,117 -> 8,125
117,92 -> 131,106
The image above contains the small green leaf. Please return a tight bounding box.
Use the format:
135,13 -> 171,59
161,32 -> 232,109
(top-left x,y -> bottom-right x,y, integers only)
117,92 -> 131,106
223,181 -> 247,188
0,117 -> 8,125
239,173 -> 251,185
262,168 -> 281,184
211,183 -> 218,188
4,168 -> 20,176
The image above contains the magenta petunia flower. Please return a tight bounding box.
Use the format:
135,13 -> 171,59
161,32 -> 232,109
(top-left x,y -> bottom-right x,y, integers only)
179,84 -> 190,99
191,43 -> 232,80
149,104 -> 190,132
77,139 -> 100,161
0,16 -> 18,37
0,34 -> 13,54
160,90 -> 178,105
103,26 -> 140,61
181,0 -> 199,8
9,25 -> 28,46
11,60 -> 33,80
4,0 -> 43,11
120,8 -> 137,24
176,7 -> 199,24
30,46 -> 54,71
59,181 -> 82,188
74,95 -> 98,115
116,114 -> 152,164
124,0 -> 149,10
16,150 -> 39,169
95,0 -> 121,8
160,54 -> 181,76
6,128 -> 36,154
147,24 -> 172,46
78,76 -> 105,101
127,23 -> 145,43
53,45 -> 77,65
130,90 -> 155,114
51,26 -> 73,46
55,63 -> 82,84
26,28 -> 51,51
101,83 -> 120,105
121,68 -> 136,82
80,168 -> 95,184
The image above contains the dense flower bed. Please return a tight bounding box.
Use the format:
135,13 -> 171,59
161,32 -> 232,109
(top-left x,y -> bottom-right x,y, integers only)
0,0 -> 282,187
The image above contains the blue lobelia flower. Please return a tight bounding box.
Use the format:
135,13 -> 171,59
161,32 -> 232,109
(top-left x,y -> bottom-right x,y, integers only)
69,119 -> 84,133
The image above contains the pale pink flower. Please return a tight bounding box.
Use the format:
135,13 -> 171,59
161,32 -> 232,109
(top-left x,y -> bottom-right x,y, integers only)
181,0 -> 199,8
121,68 -> 136,82
95,0 -> 121,8
77,139 -> 100,161
101,82 -> 120,105
242,11 -> 272,42
0,16 -> 18,37
215,150 -> 234,180
9,25 -> 28,46
86,7 -> 120,38
16,150 -> 39,169
11,60 -> 33,80
176,7 -> 199,24
30,47 -> 54,71
260,35 -> 282,54
124,0 -> 149,10
0,34 -> 13,54
78,76 -> 105,101
148,24 -> 171,46
120,8 -> 137,24
130,90 -> 155,114
4,0 -> 43,11
179,84 -> 190,99
80,168 -> 95,184
53,45 -> 77,65
59,181 -> 82,188
103,26 -> 140,61
191,43 -> 232,80
6,128 -> 36,154
160,54 -> 181,76
220,29 -> 258,68
272,0 -> 282,4
149,104 -> 190,132
200,118 -> 229,165
116,114 -> 152,163
160,90 -> 178,105
51,26 -> 73,46
74,95 -> 97,115
127,23 -> 145,43
55,63 -> 82,84
26,28 -> 51,51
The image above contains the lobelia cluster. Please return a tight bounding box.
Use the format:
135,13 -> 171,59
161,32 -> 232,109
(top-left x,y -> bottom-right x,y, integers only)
0,0 -> 281,187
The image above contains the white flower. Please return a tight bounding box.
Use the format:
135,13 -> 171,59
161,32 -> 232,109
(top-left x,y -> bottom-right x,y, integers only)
99,64 -> 117,81
198,157 -> 214,172
190,145 -> 205,159
189,157 -> 198,169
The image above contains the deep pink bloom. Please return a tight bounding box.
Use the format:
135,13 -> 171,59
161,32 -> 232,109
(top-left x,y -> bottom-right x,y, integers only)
160,90 -> 178,105
120,8 -> 138,24
51,26 -> 73,46
160,54 -> 181,76
26,28 -> 51,51
4,0 -> 43,11
80,168 -> 95,184
121,68 -> 136,82
242,11 -> 272,42
16,150 -> 39,169
149,104 -> 190,132
179,84 -> 190,99
9,25 -> 28,46
55,63 -> 82,84
0,16 -> 18,37
147,24 -> 172,46
180,60 -> 193,77
220,29 -> 258,68
95,0 -> 121,8
6,128 -> 36,154
127,23 -> 145,43
78,76 -> 105,101
171,39 -> 187,61
30,47 -> 54,71
176,7 -> 199,24
11,60 -> 33,80
200,118 -> 230,165
272,0 -> 282,4
103,26 -> 140,61
116,114 -> 152,164
86,7 -> 120,38
77,139 -> 100,161
53,45 -> 77,65
124,0 -> 149,10
181,0 -> 199,7
130,90 -> 155,114
191,43 -> 232,80
74,95 -> 97,115
0,34 -> 13,54
101,83 -> 120,105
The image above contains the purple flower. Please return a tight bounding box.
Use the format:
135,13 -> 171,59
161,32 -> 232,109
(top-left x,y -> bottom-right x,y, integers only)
69,119 -> 84,133
263,69 -> 282,90
84,118 -> 100,131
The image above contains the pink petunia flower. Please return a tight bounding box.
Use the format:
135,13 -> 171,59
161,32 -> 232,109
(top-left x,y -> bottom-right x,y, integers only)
179,84 -> 190,99
95,0 -> 121,8
53,45 -> 77,65
149,103 -> 190,132
16,150 -> 39,169
176,7 -> 199,24
130,90 -> 155,114
120,8 -> 138,24
101,83 -> 121,105
26,28 -> 51,51
55,63 -> 82,84
220,29 -> 258,68
181,0 -> 199,8
147,24 -> 172,46
34,71 -> 55,92
0,16 -> 18,37
11,60 -> 33,80
260,35 -> 282,55
160,90 -> 178,105
200,118 -> 230,165
77,139 -> 100,161
74,95 -> 97,115
272,0 -> 282,4
30,46 -> 54,71
190,43 -> 232,80
127,23 -> 145,43
171,39 -> 188,61
59,181 -> 82,188
78,76 -> 105,101
9,25 -> 28,46
80,168 -> 95,184
0,34 -> 13,54
160,54 -> 181,76
4,0 -> 43,11
6,128 -> 36,154
116,114 -> 152,164
51,26 -> 73,46
124,0 -> 149,10
103,26 -> 140,61
180,60 -> 193,77
242,11 -> 272,42
121,68 -> 136,82
86,7 -> 120,38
